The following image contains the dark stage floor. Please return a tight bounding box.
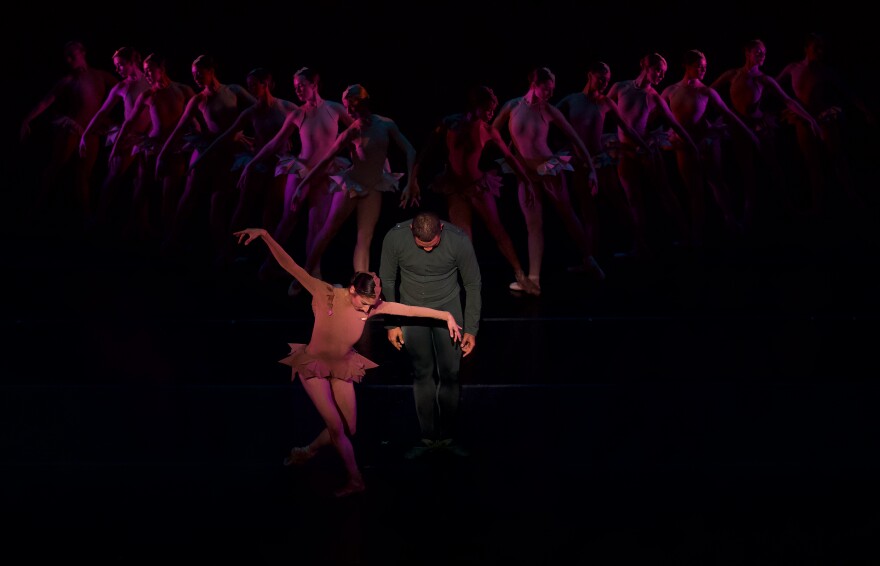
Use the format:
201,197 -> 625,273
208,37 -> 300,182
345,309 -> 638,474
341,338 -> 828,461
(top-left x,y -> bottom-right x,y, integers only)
3,199 -> 880,565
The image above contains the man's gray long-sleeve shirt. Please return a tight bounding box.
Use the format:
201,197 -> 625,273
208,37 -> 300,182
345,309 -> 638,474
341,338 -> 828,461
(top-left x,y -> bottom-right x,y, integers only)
379,220 -> 482,336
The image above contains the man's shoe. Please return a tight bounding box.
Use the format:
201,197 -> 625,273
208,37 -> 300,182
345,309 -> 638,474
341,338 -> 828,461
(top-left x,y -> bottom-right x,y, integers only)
437,438 -> 470,457
404,439 -> 436,459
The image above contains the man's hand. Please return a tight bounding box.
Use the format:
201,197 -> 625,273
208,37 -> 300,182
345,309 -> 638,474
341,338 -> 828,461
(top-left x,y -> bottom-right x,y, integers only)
387,327 -> 405,350
461,333 -> 476,357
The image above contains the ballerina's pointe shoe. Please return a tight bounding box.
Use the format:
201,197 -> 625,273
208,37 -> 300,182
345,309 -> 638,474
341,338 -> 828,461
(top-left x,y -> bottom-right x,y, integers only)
509,273 -> 541,296
283,446 -> 313,466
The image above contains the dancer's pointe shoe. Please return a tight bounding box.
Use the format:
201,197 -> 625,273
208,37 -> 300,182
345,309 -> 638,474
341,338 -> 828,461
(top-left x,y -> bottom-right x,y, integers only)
283,446 -> 314,466
509,274 -> 541,295
334,480 -> 366,498
510,271 -> 541,296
